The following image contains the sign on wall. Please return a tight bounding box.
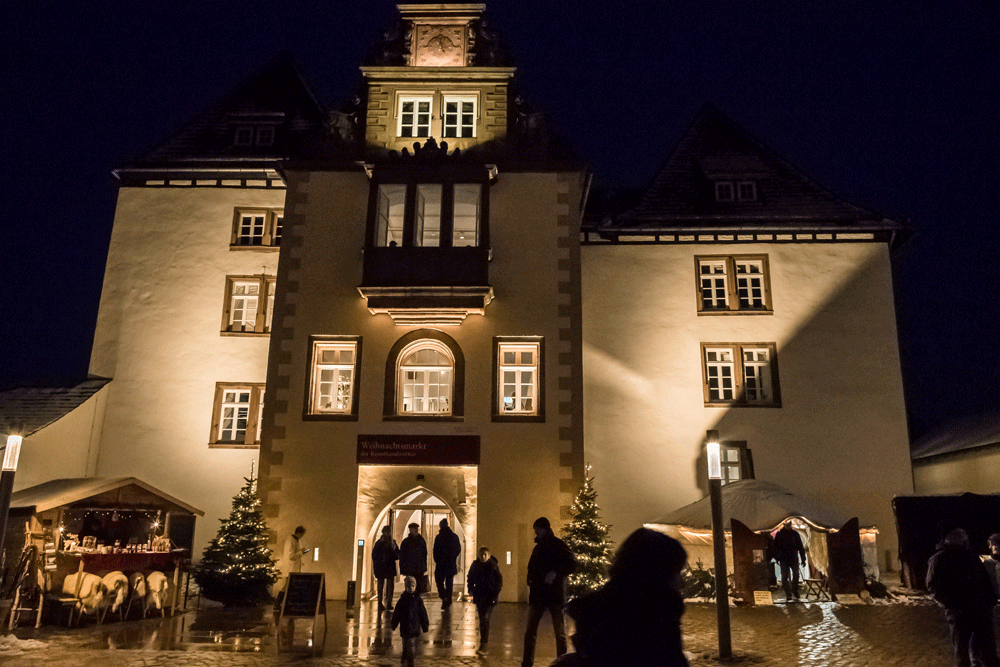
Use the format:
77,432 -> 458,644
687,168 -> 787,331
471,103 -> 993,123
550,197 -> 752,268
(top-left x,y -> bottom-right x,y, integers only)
357,434 -> 480,466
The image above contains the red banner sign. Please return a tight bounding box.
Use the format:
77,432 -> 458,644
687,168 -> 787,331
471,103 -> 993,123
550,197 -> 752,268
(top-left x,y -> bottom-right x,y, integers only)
357,434 -> 480,466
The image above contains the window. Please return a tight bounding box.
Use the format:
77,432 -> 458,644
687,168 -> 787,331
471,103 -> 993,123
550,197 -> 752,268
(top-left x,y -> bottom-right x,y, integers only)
493,338 -> 544,421
702,343 -> 780,407
234,126 -> 254,146
256,126 -> 275,146
719,442 -> 755,485
370,179 -> 487,248
714,180 -> 758,202
221,275 -> 275,334
232,208 -> 284,247
443,97 -> 476,138
306,337 -> 361,419
398,341 -> 453,415
399,97 -> 432,138
737,181 -> 757,201
384,330 -> 464,420
234,125 -> 278,147
210,383 -> 265,447
715,181 -> 734,201
696,255 -> 771,313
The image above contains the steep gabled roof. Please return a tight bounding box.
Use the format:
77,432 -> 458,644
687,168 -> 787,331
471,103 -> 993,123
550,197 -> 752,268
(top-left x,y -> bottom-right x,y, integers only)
118,52 -> 326,172
0,378 -> 110,437
608,104 -> 901,230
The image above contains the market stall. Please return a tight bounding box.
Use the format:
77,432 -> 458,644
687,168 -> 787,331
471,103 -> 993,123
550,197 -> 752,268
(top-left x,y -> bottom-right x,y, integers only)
645,480 -> 877,597
6,477 -> 203,626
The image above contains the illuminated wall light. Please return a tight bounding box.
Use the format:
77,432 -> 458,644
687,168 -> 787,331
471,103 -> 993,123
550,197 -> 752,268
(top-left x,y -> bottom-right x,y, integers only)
3,435 -> 23,471
314,547 -> 320,561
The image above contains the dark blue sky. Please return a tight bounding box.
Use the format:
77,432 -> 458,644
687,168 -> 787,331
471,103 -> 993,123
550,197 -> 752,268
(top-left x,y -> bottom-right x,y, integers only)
2,1 -> 998,439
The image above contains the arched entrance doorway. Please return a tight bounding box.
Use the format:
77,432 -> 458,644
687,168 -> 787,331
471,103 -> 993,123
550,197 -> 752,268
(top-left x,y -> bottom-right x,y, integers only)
364,486 -> 468,600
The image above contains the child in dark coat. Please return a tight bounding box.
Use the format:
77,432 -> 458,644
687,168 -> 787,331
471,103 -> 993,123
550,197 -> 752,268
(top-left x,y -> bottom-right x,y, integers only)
390,575 -> 429,666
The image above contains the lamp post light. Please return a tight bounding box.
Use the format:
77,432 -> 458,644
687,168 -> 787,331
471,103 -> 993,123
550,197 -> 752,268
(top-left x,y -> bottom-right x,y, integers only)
707,429 -> 732,661
0,435 -> 23,572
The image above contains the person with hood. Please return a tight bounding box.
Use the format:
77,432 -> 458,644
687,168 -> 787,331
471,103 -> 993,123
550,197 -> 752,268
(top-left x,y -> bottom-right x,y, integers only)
467,546 -> 503,654
562,527 -> 690,667
372,525 -> 399,612
399,523 -> 428,593
521,516 -> 576,667
432,518 -> 462,610
390,575 -> 429,667
927,526 -> 1000,667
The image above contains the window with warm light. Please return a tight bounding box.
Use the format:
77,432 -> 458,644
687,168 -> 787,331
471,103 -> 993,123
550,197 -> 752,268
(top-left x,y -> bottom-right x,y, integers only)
370,180 -> 486,249
384,331 -> 464,420
210,383 -> 265,447
702,343 -> 780,407
232,208 -> 284,247
398,341 -> 453,415
221,275 -> 275,334
306,337 -> 361,418
499,344 -> 537,414
493,337 -> 544,422
696,255 -> 771,314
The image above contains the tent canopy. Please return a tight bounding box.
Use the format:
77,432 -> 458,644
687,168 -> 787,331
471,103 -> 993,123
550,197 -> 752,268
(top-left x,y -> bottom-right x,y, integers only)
646,480 -> 853,534
11,477 -> 204,516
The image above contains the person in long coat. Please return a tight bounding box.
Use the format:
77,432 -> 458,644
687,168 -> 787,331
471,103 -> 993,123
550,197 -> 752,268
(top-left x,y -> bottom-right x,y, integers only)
399,523 -> 428,589
372,525 -> 399,611
564,527 -> 690,667
467,546 -> 503,654
433,518 -> 462,610
521,516 -> 576,667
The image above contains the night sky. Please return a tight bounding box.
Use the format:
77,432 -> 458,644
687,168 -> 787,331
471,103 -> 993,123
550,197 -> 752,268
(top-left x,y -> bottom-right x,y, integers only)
2,1 -> 998,440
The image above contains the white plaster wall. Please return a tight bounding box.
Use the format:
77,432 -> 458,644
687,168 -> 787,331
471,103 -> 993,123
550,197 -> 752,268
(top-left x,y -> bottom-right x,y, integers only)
88,186 -> 284,552
581,242 -> 913,568
913,450 -> 1000,495
264,171 -> 579,600
13,387 -> 108,490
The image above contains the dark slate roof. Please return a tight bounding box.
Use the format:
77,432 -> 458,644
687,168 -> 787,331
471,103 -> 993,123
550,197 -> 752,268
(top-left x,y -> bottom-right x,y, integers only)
0,378 -> 110,437
911,410 -> 1000,460
602,104 -> 903,231
118,52 -> 326,172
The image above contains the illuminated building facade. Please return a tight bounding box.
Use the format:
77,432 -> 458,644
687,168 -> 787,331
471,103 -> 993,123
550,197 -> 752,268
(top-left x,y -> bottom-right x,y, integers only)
50,2 -> 912,599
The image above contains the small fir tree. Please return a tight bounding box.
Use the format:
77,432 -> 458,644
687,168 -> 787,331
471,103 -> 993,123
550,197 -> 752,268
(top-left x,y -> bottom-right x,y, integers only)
564,466 -> 614,599
193,475 -> 278,606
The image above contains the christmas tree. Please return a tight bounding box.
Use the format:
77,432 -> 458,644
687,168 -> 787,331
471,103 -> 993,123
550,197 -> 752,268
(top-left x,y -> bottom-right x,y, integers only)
193,474 -> 278,606
564,466 -> 614,599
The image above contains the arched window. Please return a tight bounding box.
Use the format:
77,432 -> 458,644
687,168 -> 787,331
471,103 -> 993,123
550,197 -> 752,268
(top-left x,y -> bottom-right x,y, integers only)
384,330 -> 464,420
397,340 -> 454,414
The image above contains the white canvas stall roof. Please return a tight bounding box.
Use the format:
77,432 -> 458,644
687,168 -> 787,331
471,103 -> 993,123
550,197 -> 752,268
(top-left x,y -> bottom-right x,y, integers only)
11,477 -> 204,516
646,480 -> 853,535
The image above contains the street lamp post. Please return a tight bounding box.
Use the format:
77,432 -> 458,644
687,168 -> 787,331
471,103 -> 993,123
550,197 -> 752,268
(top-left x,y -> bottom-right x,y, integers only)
0,435 -> 23,573
707,429 -> 732,660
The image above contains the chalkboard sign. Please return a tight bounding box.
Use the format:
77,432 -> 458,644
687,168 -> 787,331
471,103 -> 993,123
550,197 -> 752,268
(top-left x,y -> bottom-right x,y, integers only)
280,573 -> 326,618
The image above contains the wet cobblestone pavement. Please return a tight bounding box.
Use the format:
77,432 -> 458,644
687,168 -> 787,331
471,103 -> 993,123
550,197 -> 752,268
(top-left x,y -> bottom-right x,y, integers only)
0,593 -> 953,666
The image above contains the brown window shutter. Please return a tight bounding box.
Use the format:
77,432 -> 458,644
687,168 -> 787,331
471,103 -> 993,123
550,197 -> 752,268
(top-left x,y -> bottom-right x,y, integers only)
221,278 -> 234,333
